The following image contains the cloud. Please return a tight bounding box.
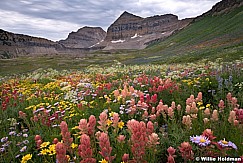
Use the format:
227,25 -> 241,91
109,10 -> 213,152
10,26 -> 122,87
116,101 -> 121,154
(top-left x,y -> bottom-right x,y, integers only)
0,0 -> 221,41
0,9 -> 81,41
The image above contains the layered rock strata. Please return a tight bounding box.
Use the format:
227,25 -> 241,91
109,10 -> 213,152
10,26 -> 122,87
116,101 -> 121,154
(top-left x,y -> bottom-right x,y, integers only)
105,11 -> 191,42
59,26 -> 106,48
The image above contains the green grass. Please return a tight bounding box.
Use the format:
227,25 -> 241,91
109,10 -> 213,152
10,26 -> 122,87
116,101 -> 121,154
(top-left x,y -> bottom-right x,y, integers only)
125,6 -> 243,64
0,55 -> 114,76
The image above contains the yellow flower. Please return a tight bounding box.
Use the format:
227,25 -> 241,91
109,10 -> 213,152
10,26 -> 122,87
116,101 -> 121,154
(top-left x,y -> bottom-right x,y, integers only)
221,138 -> 228,144
69,114 -> 75,118
109,112 -> 115,117
118,121 -> 124,129
71,143 -> 78,149
187,81 -> 193,86
25,106 -> 34,110
206,78 -> 210,81
107,119 -> 112,126
182,79 -> 188,83
72,126 -> 79,130
99,159 -> 108,163
90,101 -> 95,104
199,106 -> 205,110
21,154 -> 32,163
81,101 -> 88,105
40,148 -> 49,155
206,104 -> 211,108
197,101 -> 203,106
117,96 -> 122,101
48,144 -> 56,155
73,133 -> 79,137
66,155 -> 71,161
40,142 -> 50,148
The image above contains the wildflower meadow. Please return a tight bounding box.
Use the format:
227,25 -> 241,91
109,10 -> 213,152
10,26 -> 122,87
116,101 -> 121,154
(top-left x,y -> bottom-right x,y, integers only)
0,59 -> 243,163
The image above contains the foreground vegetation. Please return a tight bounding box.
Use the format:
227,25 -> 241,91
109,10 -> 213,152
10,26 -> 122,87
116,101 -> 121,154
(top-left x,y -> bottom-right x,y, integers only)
0,4 -> 242,163
0,58 -> 243,163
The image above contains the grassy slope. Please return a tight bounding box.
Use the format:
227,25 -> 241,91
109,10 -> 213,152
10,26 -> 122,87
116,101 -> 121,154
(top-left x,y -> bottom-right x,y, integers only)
123,6 -> 243,64
0,55 -> 114,76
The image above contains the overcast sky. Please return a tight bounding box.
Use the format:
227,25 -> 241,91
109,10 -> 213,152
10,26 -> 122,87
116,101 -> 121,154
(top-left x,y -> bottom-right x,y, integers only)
0,0 -> 221,41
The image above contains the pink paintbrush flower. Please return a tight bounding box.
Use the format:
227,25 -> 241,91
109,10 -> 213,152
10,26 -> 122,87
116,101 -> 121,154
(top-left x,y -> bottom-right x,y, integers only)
178,142 -> 194,161
98,111 -> 109,132
55,142 -> 68,163
98,132 -> 115,162
78,119 -> 88,134
78,134 -> 96,163
88,115 -> 96,135
60,121 -> 73,152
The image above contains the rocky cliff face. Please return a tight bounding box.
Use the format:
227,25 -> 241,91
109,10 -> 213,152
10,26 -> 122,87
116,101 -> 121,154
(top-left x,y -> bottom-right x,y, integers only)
209,0 -> 242,15
0,29 -> 59,58
105,11 -> 184,41
0,29 -> 104,58
99,11 -> 192,50
198,0 -> 243,18
59,27 -> 106,48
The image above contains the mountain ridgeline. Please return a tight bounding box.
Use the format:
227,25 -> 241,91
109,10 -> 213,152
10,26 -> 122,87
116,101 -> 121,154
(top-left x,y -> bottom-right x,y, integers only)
0,27 -> 106,59
59,27 -> 106,49
125,0 -> 243,64
0,0 -> 242,59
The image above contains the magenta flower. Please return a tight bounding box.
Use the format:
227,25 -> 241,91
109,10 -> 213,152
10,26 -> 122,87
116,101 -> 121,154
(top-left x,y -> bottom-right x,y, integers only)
190,135 -> 210,146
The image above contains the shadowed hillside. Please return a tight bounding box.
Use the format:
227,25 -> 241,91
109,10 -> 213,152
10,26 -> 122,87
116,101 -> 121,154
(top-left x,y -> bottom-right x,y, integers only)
123,3 -> 243,64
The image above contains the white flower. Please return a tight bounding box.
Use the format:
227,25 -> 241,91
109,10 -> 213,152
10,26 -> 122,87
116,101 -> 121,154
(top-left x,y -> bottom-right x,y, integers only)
9,131 -> 16,136
23,134 -> 28,138
1,137 -> 8,143
20,146 -> 27,152
23,140 -> 29,144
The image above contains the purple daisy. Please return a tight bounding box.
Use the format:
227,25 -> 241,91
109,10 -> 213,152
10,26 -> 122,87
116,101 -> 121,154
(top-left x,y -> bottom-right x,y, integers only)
218,138 -> 238,150
190,135 -> 200,143
190,135 -> 211,146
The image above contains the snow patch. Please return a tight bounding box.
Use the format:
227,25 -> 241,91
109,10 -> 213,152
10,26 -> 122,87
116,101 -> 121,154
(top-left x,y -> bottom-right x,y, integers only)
89,40 -> 104,48
131,33 -> 142,39
111,39 -> 125,43
131,33 -> 138,39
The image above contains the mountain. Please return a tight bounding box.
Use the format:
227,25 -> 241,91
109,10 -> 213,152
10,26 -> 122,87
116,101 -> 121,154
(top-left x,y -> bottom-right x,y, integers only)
105,11 -> 190,41
0,10 -> 192,58
96,11 -> 192,50
122,0 -> 243,64
202,0 -> 242,16
0,0 -> 242,59
0,0 -> 242,75
59,26 -> 106,48
0,29 -> 59,58
0,27 -> 105,59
